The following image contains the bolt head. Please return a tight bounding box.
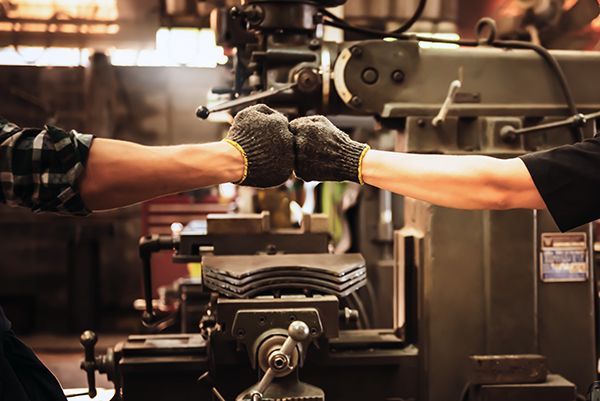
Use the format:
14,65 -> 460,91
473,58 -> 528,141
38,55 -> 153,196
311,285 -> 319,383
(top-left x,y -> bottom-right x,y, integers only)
350,46 -> 363,57
391,70 -> 405,83
270,354 -> 289,371
308,39 -> 321,50
361,68 -> 379,85
350,96 -> 362,107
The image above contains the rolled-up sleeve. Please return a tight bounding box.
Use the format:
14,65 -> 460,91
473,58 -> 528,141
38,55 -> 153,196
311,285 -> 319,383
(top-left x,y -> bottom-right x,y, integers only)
0,117 -> 94,215
519,136 -> 600,232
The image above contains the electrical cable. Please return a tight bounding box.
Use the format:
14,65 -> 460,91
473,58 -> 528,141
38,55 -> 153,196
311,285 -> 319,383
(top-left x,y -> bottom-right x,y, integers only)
391,0 -> 428,34
351,292 -> 372,329
65,392 -> 89,398
364,281 -> 378,325
320,14 -> 584,142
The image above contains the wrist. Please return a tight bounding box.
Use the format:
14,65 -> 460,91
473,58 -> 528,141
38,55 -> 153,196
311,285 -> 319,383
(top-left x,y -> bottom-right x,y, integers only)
219,140 -> 246,183
360,148 -> 377,185
357,145 -> 371,185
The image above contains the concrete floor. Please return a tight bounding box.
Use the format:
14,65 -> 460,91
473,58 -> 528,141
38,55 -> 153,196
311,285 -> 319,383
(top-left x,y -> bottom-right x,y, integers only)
20,333 -> 126,397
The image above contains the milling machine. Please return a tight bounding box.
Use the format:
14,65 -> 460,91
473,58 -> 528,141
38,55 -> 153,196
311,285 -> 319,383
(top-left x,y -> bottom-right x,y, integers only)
79,1 -> 600,400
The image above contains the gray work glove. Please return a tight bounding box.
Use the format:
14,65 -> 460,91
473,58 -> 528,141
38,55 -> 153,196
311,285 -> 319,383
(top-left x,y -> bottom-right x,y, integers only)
290,115 -> 370,184
224,104 -> 294,188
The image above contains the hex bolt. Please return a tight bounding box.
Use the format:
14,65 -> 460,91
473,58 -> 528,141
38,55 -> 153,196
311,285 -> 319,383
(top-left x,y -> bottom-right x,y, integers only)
350,96 -> 363,107
271,354 -> 288,370
308,39 -> 321,50
391,70 -> 405,83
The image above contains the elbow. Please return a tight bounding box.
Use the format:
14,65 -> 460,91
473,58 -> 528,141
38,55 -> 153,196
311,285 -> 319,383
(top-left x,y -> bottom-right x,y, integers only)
485,189 -> 512,210
480,184 -> 546,211
476,159 -> 525,210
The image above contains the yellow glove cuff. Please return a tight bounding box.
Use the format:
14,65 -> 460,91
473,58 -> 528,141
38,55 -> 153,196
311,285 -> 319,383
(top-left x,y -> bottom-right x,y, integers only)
357,145 -> 371,185
223,138 -> 248,184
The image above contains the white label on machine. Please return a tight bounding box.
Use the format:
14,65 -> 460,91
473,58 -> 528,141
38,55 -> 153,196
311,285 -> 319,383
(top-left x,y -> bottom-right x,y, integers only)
540,232 -> 588,282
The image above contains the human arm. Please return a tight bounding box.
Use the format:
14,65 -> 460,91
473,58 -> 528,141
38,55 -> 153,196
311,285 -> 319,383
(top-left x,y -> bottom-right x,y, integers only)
290,115 -> 545,211
1,104 -> 292,214
0,118 -> 243,213
292,115 -> 600,232
79,139 -> 243,210
361,150 -> 546,210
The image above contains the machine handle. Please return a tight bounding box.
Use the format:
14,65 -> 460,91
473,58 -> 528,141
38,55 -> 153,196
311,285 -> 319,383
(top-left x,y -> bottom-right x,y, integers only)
196,82 -> 297,119
248,321 -> 310,401
138,235 -> 176,326
80,330 -> 98,398
500,110 -> 600,140
432,79 -> 462,127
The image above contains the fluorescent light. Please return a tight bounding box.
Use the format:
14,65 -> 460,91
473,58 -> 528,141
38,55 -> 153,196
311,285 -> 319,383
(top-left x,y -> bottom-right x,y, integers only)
107,28 -> 228,68
4,0 -> 118,21
0,46 -> 90,66
417,33 -> 461,49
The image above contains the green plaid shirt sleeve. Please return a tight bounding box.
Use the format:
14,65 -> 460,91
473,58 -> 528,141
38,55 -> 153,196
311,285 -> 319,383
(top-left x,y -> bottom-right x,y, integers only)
0,117 -> 94,215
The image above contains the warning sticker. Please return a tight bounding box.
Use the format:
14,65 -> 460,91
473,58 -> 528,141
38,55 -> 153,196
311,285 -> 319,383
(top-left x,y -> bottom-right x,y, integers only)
540,233 -> 588,282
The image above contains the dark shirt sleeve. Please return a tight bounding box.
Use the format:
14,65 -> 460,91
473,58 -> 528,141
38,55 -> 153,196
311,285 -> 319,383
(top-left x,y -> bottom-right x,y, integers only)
0,117 -> 94,215
519,136 -> 600,232
0,306 -> 10,332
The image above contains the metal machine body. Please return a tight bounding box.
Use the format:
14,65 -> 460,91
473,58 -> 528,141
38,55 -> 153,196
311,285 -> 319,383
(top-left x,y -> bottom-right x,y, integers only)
80,214 -> 418,401
205,1 -> 600,400
80,1 -> 600,400
82,295 -> 418,401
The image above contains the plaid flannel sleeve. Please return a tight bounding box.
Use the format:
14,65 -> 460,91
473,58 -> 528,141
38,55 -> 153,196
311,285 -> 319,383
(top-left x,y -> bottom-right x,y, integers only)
0,117 -> 94,215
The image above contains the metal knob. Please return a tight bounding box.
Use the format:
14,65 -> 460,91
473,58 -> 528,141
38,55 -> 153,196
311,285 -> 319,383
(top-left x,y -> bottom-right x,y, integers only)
80,330 -> 98,398
248,321 -> 310,401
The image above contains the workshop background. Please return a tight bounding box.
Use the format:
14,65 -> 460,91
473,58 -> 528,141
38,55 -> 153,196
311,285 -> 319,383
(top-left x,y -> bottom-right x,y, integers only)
1,0 -> 600,400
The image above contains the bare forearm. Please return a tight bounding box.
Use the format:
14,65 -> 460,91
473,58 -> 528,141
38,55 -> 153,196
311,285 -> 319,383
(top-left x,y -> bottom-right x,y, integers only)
361,149 -> 546,210
80,138 -> 243,211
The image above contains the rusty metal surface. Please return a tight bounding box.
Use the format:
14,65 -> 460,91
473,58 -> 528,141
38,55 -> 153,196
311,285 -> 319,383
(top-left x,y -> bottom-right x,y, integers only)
472,374 -> 576,401
206,212 -> 271,235
468,354 -> 548,385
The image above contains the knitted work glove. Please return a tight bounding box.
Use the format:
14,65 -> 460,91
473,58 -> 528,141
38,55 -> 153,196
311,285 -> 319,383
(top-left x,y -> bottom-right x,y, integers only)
290,115 -> 370,184
224,104 -> 294,188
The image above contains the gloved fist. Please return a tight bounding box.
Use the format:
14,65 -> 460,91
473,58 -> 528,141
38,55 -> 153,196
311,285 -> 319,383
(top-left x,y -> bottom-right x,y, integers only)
290,115 -> 370,184
224,104 -> 294,188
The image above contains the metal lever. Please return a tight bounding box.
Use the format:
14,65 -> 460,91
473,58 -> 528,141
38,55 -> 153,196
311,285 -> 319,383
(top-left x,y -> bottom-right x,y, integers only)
500,110 -> 600,141
432,79 -> 462,127
138,235 -> 175,326
80,331 -> 98,398
247,321 -> 310,401
196,83 -> 297,119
